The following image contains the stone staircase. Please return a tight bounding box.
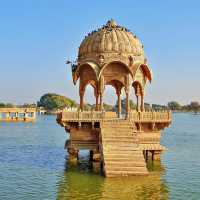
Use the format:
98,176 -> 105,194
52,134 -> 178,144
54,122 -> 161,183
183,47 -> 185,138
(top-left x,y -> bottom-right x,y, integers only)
100,120 -> 148,177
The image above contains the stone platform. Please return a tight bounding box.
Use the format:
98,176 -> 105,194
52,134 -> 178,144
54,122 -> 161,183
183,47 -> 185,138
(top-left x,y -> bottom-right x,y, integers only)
57,110 -> 171,177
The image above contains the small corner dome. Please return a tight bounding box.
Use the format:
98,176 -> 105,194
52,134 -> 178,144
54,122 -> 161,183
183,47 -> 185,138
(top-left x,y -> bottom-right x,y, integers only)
78,19 -> 145,65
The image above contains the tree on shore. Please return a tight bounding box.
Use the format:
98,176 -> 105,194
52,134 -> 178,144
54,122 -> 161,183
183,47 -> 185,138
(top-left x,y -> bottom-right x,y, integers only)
37,93 -> 77,110
190,102 -> 200,113
152,104 -> 168,111
144,103 -> 151,111
167,101 -> 181,110
0,103 -> 15,108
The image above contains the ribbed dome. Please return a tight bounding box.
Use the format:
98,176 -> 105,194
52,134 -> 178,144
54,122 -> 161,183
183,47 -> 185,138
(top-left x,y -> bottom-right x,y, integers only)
78,20 -> 144,60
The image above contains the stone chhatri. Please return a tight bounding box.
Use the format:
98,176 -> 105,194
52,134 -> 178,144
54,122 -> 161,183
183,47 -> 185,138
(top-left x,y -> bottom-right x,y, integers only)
57,20 -> 171,177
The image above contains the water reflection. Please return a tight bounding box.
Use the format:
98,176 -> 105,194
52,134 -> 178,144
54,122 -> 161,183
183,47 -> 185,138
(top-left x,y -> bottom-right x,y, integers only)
57,156 -> 169,200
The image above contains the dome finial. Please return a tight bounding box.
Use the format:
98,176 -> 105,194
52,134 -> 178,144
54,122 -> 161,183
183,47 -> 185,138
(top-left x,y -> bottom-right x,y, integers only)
106,19 -> 117,27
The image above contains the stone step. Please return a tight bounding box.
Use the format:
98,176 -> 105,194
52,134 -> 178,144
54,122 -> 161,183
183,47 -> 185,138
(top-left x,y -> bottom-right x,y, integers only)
102,127 -> 135,130
102,122 -> 133,125
102,139 -> 137,143
104,155 -> 143,160
102,120 -> 131,123
104,159 -> 146,165
103,146 -> 140,151
105,166 -> 147,171
104,151 -> 143,155
101,120 -> 148,177
104,150 -> 140,154
102,135 -> 136,139
104,149 -> 140,153
103,138 -> 137,141
105,170 -> 148,177
104,143 -> 139,147
102,120 -> 130,123
104,151 -> 140,155
101,126 -> 136,132
103,144 -> 139,148
104,152 -> 141,155
102,136 -> 135,139
102,123 -> 133,126
105,161 -> 146,167
102,125 -> 133,128
102,131 -> 136,134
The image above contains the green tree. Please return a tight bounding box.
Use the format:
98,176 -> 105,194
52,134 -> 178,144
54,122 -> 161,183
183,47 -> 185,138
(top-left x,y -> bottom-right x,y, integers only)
129,100 -> 136,110
190,101 -> 199,113
37,93 -> 77,110
21,103 -> 37,108
167,101 -> 181,110
0,103 -> 5,108
5,103 -> 15,108
152,104 -> 168,111
144,103 -> 151,111
103,103 -> 114,111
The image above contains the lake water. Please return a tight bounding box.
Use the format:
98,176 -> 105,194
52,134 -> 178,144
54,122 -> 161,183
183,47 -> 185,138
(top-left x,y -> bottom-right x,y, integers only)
0,113 -> 200,200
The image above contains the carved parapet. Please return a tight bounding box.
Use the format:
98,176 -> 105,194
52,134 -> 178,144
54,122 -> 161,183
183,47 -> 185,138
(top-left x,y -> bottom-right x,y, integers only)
57,110 -> 171,124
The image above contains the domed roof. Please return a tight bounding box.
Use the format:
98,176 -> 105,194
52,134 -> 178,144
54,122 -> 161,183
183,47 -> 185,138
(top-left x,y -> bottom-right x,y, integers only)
78,19 -> 144,63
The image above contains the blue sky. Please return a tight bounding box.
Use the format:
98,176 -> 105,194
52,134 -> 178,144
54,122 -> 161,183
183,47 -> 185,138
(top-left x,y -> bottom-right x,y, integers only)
0,0 -> 200,105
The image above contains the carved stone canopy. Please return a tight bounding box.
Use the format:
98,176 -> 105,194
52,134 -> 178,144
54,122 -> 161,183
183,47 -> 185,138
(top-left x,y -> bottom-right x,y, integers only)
71,19 -> 152,99
67,20 -> 154,114
78,19 -> 145,67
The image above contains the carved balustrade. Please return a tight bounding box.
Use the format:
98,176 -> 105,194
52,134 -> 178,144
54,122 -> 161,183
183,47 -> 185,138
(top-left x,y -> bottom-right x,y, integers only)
58,110 -> 171,123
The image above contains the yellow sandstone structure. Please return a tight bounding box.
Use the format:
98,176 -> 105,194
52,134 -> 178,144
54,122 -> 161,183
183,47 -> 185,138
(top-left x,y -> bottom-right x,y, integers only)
57,20 -> 171,177
0,108 -> 36,122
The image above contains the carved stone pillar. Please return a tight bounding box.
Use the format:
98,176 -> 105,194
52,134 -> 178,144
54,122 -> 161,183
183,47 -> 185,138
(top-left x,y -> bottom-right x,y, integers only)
95,95 -> 99,111
141,94 -> 144,112
125,75 -> 130,119
79,86 -> 85,111
100,93 -> 103,111
79,79 -> 85,111
99,76 -> 104,111
118,93 -> 122,118
125,91 -> 130,119
135,84 -> 141,112
80,93 -> 84,111
136,95 -> 140,111
94,89 -> 99,111
116,90 -> 121,118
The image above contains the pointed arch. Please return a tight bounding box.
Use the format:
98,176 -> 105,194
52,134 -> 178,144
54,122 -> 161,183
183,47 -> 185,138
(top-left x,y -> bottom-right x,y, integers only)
132,62 -> 152,83
132,81 -> 143,96
98,61 -> 133,80
73,61 -> 100,84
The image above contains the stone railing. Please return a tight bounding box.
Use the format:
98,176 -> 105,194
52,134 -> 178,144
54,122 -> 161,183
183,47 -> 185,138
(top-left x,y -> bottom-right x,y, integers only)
58,110 -> 171,123
129,110 -> 171,122
58,111 -> 117,121
0,108 -> 36,122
